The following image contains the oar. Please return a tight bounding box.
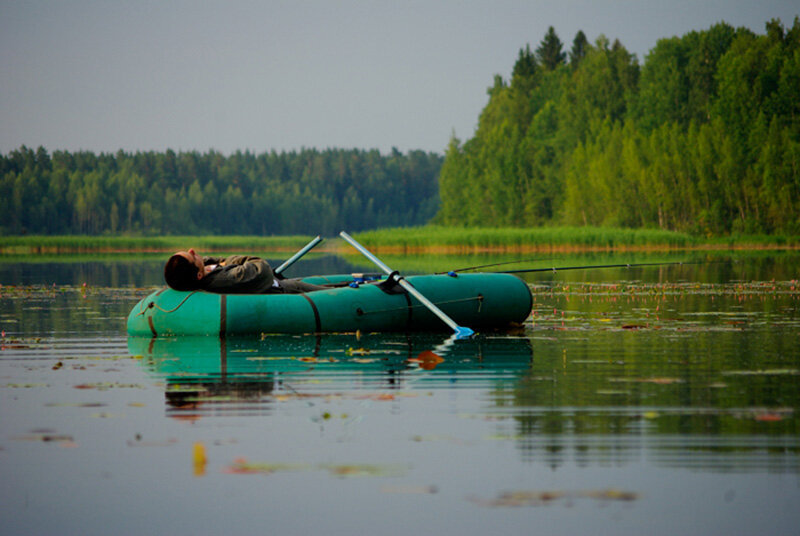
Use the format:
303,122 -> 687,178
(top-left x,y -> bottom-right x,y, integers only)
274,235 -> 323,275
339,231 -> 474,339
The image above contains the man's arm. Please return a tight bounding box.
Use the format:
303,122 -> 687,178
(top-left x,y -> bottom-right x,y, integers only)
199,256 -> 276,294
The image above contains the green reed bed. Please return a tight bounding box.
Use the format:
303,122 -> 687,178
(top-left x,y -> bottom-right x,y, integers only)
352,226 -> 697,252
4,229 -> 797,256
353,226 -> 800,252
0,235 -> 316,254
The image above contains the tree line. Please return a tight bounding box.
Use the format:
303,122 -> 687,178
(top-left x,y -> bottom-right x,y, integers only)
5,19 -> 798,238
0,147 -> 441,235
438,19 -> 800,235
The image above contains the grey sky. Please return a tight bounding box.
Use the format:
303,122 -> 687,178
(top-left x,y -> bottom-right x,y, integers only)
1,1 -> 797,155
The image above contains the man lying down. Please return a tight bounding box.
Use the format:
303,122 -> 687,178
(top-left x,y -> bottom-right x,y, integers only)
163,248 -> 329,294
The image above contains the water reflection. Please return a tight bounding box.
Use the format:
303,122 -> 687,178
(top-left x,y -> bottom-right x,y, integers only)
128,333 -> 534,418
126,327 -> 800,473
3,253 -> 800,535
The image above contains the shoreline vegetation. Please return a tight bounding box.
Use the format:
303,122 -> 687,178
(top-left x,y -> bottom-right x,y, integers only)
1,226 -> 798,255
438,20 -> 800,236
0,235 -> 315,255
354,226 -> 800,253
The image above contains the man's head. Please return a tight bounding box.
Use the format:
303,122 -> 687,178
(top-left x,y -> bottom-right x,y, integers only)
164,248 -> 204,291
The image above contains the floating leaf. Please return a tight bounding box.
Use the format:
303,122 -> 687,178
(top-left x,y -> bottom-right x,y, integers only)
224,459 -> 406,478
580,489 -> 639,501
193,442 -> 207,476
363,393 -> 395,401
754,413 -> 784,422
472,488 -> 638,507
224,459 -> 311,475
645,377 -> 683,384
73,382 -> 145,390
411,434 -> 467,444
723,369 -> 799,376
321,463 -> 406,478
45,402 -> 107,408
126,437 -> 179,447
408,350 -> 444,370
13,432 -> 77,447
381,485 -> 438,494
608,377 -> 683,384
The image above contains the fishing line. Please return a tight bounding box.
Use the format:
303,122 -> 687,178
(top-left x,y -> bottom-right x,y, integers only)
442,257 -> 551,273
495,259 -> 717,274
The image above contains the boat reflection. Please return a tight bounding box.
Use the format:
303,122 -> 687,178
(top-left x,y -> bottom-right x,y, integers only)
127,333 -> 534,418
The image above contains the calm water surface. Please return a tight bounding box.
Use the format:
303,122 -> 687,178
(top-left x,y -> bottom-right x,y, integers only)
1,252 -> 798,535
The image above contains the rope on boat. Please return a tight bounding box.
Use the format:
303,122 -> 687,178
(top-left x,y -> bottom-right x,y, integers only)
136,291 -> 198,316
358,295 -> 483,316
135,292 -> 483,318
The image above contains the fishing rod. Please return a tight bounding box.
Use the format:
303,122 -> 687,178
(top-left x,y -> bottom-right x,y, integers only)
495,259 -> 714,274
441,257 -> 550,273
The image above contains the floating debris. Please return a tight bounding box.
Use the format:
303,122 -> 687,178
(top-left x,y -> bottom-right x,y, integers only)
126,436 -> 179,447
45,402 -> 107,408
608,377 -> 684,384
73,382 -> 146,390
472,488 -> 639,507
723,369 -> 799,376
381,485 -> 438,494
13,432 -> 77,447
320,463 -> 407,478
224,458 -> 406,478
224,459 -> 312,475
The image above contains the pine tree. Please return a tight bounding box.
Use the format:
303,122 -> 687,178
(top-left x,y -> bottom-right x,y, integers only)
536,26 -> 566,70
569,30 -> 588,66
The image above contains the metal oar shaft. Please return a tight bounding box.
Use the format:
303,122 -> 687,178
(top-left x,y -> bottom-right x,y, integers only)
274,236 -> 323,275
339,232 -> 393,274
339,231 -> 473,338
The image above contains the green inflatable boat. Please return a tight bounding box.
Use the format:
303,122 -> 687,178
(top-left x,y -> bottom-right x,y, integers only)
127,272 -> 532,337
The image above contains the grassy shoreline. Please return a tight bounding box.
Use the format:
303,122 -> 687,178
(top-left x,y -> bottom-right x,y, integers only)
1,227 -> 798,255
0,235 -> 317,254
351,226 -> 800,253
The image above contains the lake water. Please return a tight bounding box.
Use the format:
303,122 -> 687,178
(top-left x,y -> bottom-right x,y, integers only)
1,251 -> 799,535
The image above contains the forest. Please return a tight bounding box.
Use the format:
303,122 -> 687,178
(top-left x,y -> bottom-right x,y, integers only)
0,147 -> 441,235
438,18 -> 800,235
3,18 -> 798,238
